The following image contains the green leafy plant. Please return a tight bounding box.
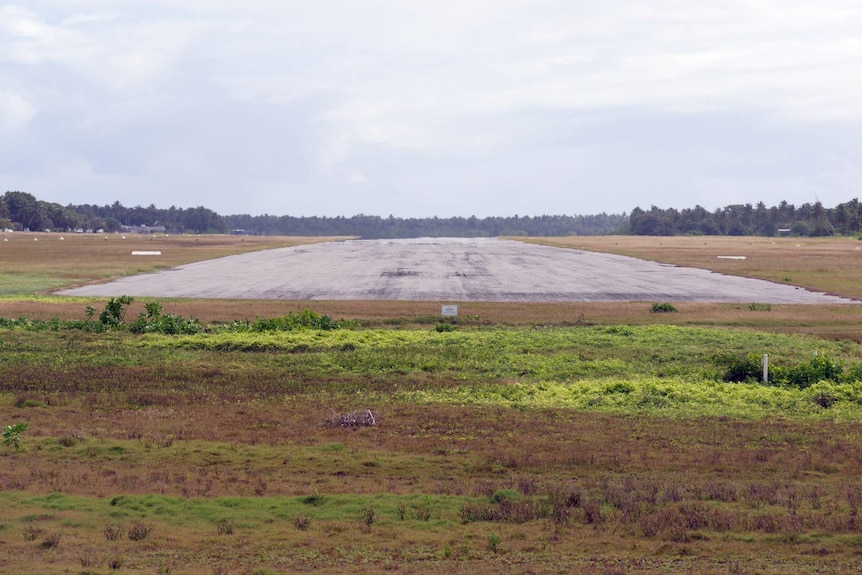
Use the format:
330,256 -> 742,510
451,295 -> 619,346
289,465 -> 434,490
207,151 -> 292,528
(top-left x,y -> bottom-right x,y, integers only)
650,302 -> 678,313
2,422 -> 28,451
773,353 -> 843,389
129,301 -> 202,335
487,532 -> 502,553
99,295 -> 133,328
301,492 -> 326,506
248,309 -> 352,332
719,352 -> 763,383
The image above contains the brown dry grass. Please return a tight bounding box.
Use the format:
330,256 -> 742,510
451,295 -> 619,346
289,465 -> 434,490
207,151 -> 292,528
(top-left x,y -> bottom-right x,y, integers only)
3,392 -> 862,574
526,235 -> 862,300
0,231 -> 348,289
2,233 -> 862,337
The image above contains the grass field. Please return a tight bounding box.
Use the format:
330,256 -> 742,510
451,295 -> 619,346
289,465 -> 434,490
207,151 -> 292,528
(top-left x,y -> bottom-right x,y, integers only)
3,233 -> 862,574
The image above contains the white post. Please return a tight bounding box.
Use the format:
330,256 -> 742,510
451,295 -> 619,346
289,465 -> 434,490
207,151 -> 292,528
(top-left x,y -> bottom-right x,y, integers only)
762,354 -> 769,383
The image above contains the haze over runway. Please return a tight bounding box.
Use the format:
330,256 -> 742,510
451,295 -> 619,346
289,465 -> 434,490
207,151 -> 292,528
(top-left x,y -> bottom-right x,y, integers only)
58,238 -> 855,304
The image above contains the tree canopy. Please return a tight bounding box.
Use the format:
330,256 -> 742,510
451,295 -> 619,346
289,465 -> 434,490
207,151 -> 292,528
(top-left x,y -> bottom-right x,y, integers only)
3,191 -> 860,238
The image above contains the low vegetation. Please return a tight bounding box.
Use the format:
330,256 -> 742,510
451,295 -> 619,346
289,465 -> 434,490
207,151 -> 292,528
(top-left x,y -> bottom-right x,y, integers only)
3,235 -> 862,573
4,316 -> 862,573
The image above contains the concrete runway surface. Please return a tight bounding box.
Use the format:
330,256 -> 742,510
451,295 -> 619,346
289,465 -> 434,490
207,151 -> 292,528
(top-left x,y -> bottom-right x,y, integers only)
58,237 -> 856,303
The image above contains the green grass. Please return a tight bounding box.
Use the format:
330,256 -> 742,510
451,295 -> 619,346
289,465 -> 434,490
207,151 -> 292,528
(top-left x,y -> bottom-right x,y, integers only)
5,322 -> 862,573
4,324 -> 862,418
407,376 -> 862,420
0,275 -> 85,296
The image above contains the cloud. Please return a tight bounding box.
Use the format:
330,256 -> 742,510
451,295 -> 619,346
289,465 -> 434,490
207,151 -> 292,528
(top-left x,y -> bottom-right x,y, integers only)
1,1 -> 860,217
0,90 -> 35,132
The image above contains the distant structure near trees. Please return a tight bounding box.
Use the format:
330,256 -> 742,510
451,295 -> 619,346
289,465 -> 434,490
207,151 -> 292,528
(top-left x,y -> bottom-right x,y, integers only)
2,191 -> 859,238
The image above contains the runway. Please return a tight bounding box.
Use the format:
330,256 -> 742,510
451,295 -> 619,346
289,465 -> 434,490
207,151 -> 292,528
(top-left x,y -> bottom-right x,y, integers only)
57,237 -> 856,303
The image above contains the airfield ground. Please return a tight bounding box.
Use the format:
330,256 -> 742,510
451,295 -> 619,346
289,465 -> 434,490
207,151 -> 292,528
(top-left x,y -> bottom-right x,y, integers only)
57,237 -> 855,304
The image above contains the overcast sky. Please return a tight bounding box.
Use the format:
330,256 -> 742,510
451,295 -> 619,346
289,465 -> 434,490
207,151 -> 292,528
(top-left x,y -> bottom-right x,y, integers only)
2,1 -> 861,218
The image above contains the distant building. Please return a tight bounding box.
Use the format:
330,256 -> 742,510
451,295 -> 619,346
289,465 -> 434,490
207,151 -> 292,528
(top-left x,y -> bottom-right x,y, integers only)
121,225 -> 167,234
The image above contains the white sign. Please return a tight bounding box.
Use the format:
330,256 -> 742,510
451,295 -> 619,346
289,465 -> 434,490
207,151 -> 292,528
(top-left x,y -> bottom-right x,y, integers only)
441,305 -> 458,318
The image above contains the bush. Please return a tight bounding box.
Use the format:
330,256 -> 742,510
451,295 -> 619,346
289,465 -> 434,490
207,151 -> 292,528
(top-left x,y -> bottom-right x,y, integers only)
359,506 -> 375,532
129,302 -> 202,335
98,296 -> 133,328
104,523 -> 125,541
301,492 -> 326,506
215,519 -> 234,535
127,521 -> 151,541
718,353 -> 763,383
249,309 -> 349,332
650,302 -> 677,313
22,524 -> 44,541
39,532 -> 61,549
773,354 -> 842,389
2,422 -> 28,451
718,351 -> 859,390
294,515 -> 310,531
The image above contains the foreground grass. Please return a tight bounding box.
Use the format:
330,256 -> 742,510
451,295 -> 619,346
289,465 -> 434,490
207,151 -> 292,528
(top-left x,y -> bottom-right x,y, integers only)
3,324 -> 862,573
4,324 -> 862,418
5,234 -> 862,572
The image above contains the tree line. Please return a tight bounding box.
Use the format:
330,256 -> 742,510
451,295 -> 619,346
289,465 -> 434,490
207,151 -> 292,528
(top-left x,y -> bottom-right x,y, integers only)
626,200 -> 860,237
2,190 -> 861,238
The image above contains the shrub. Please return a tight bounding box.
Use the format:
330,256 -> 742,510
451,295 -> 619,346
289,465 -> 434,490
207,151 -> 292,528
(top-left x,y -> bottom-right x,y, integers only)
104,523 -> 124,541
98,296 -> 133,328
127,522 -> 151,541
57,435 -> 77,448
301,492 -> 326,506
490,489 -> 521,504
249,309 -> 349,332
3,422 -> 28,451
22,524 -> 44,541
215,519 -> 234,535
129,302 -> 202,335
14,396 -> 45,408
359,506 -> 375,532
40,532 -> 61,549
294,515 -> 310,531
773,354 -> 842,389
582,499 -> 603,524
806,381 -> 862,409
547,484 -> 582,525
413,497 -> 433,521
718,353 -> 763,383
458,497 -> 546,524
650,302 -> 677,313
